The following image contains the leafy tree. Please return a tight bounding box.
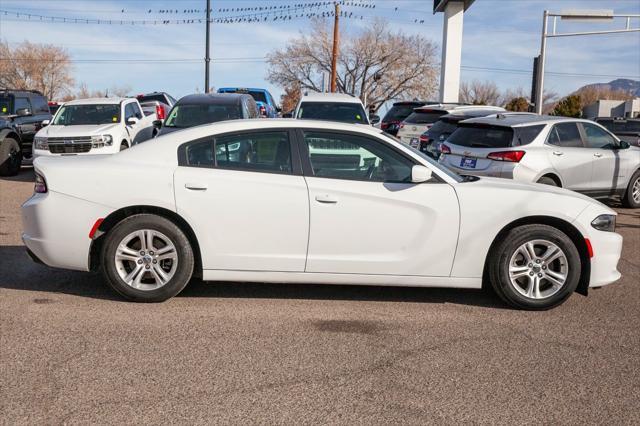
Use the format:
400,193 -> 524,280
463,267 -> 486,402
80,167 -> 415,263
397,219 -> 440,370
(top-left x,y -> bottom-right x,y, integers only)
0,40 -> 74,100
505,96 -> 530,112
267,19 -> 438,112
552,95 -> 582,118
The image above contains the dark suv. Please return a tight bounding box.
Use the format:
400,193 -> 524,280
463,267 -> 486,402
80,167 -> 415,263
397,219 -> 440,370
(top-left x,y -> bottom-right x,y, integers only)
380,101 -> 436,136
0,89 -> 52,176
595,117 -> 640,147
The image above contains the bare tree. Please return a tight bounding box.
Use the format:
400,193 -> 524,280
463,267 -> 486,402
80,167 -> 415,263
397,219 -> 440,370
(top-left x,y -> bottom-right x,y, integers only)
459,80 -> 501,105
0,40 -> 74,100
66,83 -> 132,100
267,19 -> 438,112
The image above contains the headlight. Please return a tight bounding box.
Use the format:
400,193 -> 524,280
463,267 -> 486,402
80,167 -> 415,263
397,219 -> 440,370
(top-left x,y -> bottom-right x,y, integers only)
34,136 -> 48,150
591,214 -> 616,232
91,135 -> 113,148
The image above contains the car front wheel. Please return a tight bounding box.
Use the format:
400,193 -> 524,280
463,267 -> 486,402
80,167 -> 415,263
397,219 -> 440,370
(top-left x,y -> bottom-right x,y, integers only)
488,224 -> 581,310
101,214 -> 194,302
622,169 -> 640,208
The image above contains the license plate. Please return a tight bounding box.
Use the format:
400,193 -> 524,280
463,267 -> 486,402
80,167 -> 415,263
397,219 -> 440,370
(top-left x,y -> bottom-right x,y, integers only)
410,138 -> 419,148
460,157 -> 477,168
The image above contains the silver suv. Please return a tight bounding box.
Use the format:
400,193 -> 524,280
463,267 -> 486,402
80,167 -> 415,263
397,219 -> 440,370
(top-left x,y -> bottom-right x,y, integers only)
438,114 -> 640,207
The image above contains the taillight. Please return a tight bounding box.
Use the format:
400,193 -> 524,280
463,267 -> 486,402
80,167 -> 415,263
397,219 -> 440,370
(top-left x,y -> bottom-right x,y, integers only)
419,134 -> 429,143
439,144 -> 451,154
487,151 -> 526,162
34,172 -> 47,193
155,104 -> 166,120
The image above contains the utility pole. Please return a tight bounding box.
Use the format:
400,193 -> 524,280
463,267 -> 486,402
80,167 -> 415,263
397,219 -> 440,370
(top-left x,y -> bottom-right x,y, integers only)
330,3 -> 340,93
204,0 -> 211,93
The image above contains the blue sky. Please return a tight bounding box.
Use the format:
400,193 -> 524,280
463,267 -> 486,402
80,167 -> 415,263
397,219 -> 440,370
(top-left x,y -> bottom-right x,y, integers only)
1,0 -> 639,103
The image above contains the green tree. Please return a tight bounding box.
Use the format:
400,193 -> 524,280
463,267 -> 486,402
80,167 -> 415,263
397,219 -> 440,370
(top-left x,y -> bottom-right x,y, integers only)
504,96 -> 530,112
552,95 -> 582,118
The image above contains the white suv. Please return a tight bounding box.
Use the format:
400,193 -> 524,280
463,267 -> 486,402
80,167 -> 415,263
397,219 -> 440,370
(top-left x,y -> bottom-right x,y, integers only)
396,104 -> 505,148
438,114 -> 640,207
294,92 -> 379,125
33,97 -> 157,159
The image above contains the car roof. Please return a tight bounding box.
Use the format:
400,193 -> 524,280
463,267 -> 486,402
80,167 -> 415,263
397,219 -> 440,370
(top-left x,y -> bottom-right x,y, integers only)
415,104 -> 504,114
459,114 -> 584,127
299,92 -> 363,104
392,100 -> 439,107
176,93 -> 247,105
440,109 -> 506,121
218,87 -> 269,93
63,97 -> 127,105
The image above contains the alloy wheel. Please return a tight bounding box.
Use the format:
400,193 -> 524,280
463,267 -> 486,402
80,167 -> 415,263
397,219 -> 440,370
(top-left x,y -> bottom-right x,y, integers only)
508,239 -> 568,299
114,229 -> 178,290
633,176 -> 640,204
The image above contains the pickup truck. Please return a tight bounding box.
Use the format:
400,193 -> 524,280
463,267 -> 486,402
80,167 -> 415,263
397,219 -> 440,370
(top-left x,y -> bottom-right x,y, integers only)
217,87 -> 280,118
32,97 -> 157,159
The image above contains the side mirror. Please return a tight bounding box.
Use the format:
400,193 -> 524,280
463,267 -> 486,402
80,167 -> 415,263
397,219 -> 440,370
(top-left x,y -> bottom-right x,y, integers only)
16,108 -> 31,117
276,106 -> 282,113
41,119 -> 50,126
618,140 -> 630,149
282,112 -> 293,118
370,114 -> 381,125
126,117 -> 139,126
411,165 -> 432,183
152,119 -> 163,128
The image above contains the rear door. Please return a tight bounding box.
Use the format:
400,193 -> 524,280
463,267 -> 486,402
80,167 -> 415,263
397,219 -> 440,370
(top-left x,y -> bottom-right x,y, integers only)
300,129 -> 459,276
545,122 -> 593,191
173,129 -> 309,272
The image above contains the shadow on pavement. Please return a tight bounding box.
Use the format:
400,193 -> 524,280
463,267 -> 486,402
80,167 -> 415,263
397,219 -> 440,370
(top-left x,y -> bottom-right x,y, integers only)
0,245 -> 508,309
0,166 -> 35,183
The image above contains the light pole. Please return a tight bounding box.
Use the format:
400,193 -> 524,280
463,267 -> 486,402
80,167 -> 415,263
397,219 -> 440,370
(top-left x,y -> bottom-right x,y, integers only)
534,9 -> 640,114
205,0 -> 211,93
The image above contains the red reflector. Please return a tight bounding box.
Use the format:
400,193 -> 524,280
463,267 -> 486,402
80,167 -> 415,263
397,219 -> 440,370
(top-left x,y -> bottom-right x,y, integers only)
439,144 -> 451,154
487,150 -> 526,162
89,218 -> 104,239
585,238 -> 594,258
156,104 -> 165,120
419,134 -> 429,143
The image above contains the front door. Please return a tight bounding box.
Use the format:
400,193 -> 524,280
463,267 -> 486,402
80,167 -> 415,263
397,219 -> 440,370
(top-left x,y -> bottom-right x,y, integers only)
300,130 -> 459,276
174,129 -> 309,272
580,122 -> 622,194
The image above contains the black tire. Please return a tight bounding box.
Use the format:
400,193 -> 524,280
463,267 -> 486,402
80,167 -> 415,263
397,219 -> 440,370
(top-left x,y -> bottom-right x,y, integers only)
487,224 -> 581,310
101,214 -> 194,302
537,176 -> 558,187
120,141 -> 129,151
0,138 -> 22,176
621,169 -> 640,208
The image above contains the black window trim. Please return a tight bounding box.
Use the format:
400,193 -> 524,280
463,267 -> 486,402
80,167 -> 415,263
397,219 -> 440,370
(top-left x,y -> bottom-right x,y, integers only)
177,128 -> 303,176
294,128 -> 443,184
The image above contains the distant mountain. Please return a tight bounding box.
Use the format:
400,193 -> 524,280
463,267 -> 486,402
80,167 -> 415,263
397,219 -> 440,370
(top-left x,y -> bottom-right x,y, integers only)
576,79 -> 640,97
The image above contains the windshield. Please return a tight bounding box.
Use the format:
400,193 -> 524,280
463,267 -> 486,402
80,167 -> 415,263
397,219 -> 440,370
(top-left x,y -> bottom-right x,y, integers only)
297,102 -> 368,124
447,125 -> 514,148
52,104 -> 120,125
164,103 -> 242,128
383,105 -> 419,122
0,95 -> 12,115
404,111 -> 445,124
380,133 -> 464,183
597,119 -> 640,133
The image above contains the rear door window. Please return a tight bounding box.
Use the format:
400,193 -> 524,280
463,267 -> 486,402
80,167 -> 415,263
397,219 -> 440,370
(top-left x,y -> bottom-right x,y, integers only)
447,125 -> 514,148
215,131 -> 292,174
547,122 -> 583,147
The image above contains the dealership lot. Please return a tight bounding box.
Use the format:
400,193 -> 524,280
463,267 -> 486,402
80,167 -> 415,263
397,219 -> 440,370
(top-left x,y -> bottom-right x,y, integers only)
1,168 -> 638,424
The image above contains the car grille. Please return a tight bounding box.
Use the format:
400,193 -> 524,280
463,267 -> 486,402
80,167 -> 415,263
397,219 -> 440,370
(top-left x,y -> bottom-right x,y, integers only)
47,137 -> 92,154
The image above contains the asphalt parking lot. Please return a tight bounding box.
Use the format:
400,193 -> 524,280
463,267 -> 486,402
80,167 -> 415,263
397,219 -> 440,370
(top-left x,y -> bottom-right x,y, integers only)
1,167 -> 639,424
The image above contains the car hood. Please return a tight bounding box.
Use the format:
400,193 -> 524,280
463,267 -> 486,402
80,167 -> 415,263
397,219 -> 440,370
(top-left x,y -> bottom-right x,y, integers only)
38,123 -> 120,137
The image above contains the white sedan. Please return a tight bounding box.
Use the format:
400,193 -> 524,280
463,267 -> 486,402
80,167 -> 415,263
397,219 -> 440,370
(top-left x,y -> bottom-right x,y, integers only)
21,120 -> 623,309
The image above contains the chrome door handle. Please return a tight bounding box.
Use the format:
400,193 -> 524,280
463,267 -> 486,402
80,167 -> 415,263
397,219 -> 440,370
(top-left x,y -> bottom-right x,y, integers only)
185,183 -> 208,191
552,151 -> 564,156
315,194 -> 338,204
593,152 -> 603,157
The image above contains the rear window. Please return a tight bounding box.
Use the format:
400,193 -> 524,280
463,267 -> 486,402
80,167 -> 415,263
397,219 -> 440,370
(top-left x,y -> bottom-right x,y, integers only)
404,111 -> 445,124
597,119 -> 640,133
219,89 -> 267,104
383,105 -> 419,122
297,102 -> 367,124
447,125 -> 514,148
138,94 -> 168,104
513,125 -> 545,146
428,119 -> 458,136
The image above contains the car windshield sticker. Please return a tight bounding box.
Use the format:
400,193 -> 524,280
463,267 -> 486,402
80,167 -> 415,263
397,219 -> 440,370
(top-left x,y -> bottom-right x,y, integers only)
356,114 -> 361,120
1,107 -> 6,113
112,116 -> 117,122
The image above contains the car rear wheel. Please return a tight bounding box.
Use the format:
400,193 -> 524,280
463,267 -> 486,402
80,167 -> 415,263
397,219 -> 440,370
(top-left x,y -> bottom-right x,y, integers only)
537,176 -> 558,187
101,214 -> 194,302
488,224 -> 581,310
0,138 -> 22,176
621,169 -> 640,208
